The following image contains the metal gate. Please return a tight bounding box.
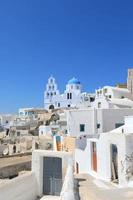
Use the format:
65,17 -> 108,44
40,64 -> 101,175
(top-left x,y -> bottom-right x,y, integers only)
43,157 -> 62,196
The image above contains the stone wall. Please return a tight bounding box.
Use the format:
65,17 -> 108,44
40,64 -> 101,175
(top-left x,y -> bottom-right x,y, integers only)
0,161 -> 31,178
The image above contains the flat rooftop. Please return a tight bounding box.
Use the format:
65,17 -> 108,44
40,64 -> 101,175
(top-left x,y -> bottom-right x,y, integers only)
0,155 -> 31,168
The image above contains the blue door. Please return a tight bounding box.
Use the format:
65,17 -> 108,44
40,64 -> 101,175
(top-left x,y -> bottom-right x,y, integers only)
43,157 -> 62,195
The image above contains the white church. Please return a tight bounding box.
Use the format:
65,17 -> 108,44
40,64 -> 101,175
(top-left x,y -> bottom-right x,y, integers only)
44,76 -> 94,109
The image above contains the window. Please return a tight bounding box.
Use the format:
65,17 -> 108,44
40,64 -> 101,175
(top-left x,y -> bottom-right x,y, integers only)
58,103 -> 60,107
90,97 -> 95,102
97,124 -> 100,129
98,102 -> 101,108
17,132 -> 20,137
67,93 -> 72,99
68,104 -> 70,107
109,95 -> 112,98
54,92 -> 56,95
70,93 -> 72,99
77,85 -> 79,89
49,105 -> 54,109
71,85 -> 73,89
80,124 -> 85,132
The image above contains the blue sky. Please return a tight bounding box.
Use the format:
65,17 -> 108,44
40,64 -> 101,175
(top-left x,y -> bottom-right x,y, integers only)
0,0 -> 133,113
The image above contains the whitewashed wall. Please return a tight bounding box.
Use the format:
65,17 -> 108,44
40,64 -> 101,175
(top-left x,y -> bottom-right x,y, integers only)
92,96 -> 112,109
75,147 -> 91,174
32,150 -> 73,197
0,172 -> 38,200
75,132 -> 133,186
39,125 -> 51,136
67,108 -> 133,137
67,109 -> 96,137
60,165 -> 75,200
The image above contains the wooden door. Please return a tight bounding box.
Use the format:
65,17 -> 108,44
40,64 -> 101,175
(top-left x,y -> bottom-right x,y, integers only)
92,142 -> 97,172
43,157 -> 62,195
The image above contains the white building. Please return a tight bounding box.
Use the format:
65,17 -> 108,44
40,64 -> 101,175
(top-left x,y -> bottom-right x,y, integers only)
32,150 -> 74,197
0,114 -> 15,127
0,150 -> 75,200
44,76 -> 95,109
66,108 -> 133,137
19,108 -> 47,118
39,124 -> 60,137
93,86 -> 132,109
75,115 -> 133,187
66,85 -> 133,137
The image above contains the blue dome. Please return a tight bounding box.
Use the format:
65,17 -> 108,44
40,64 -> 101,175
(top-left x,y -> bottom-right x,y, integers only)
68,77 -> 81,85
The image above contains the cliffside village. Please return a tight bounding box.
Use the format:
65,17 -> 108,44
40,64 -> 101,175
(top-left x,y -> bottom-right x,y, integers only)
1,69 -> 133,199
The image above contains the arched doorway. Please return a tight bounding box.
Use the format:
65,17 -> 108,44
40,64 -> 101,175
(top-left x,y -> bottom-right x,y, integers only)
49,105 -> 54,110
